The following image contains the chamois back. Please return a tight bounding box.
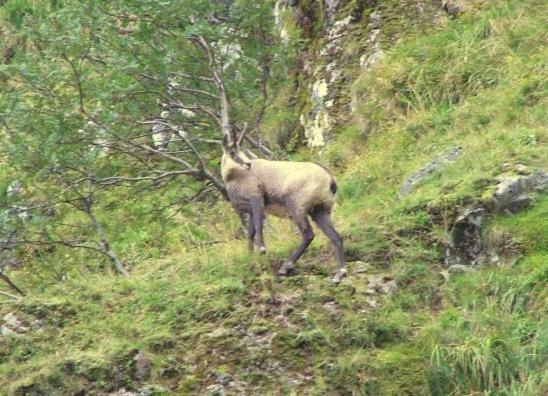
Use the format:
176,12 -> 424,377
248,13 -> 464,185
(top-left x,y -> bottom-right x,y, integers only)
221,152 -> 336,219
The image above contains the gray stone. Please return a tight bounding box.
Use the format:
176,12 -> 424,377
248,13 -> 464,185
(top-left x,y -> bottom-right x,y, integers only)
506,195 -> 533,213
214,372 -> 233,386
514,164 -> 530,175
322,301 -> 340,316
448,264 -> 474,273
438,270 -> 450,282
442,1 -> 464,17
383,279 -> 398,294
400,147 -> 463,195
206,384 -> 225,396
491,170 -> 547,212
1,312 -> 30,335
207,327 -> 231,339
366,298 -> 379,308
325,0 -> 340,24
242,330 -> 276,353
6,180 -> 22,198
350,260 -> 370,273
360,40 -> 382,70
133,350 -> 152,380
368,11 -> 382,29
366,275 -> 398,295
445,207 -> 485,267
445,169 -> 546,268
109,388 -> 135,396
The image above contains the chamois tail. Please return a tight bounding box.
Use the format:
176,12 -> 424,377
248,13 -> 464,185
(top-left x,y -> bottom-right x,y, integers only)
330,179 -> 337,194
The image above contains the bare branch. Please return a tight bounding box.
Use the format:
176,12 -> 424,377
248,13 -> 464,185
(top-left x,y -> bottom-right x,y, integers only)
174,72 -> 215,83
92,170 -> 196,186
0,272 -> 25,296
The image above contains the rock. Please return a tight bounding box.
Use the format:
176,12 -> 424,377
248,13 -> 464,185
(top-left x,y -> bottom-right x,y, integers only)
325,0 -> 340,24
383,279 -> 398,294
400,147 -> 463,195
514,164 -> 530,175
8,204 -> 31,221
207,384 -> 225,396
445,207 -> 485,267
207,327 -> 231,339
506,194 -> 533,213
365,296 -> 379,308
448,264 -> 474,273
1,312 -> 30,335
442,0 -> 464,17
242,330 -> 276,353
214,372 -> 233,386
438,270 -> 450,282
360,40 -> 382,70
444,169 -> 546,268
366,275 -> 398,295
322,301 -> 340,317
491,171 -> 547,212
109,388 -> 135,396
136,385 -> 168,396
350,261 -> 370,274
133,350 -> 152,380
6,180 -> 22,198
312,79 -> 328,99
368,11 -> 382,29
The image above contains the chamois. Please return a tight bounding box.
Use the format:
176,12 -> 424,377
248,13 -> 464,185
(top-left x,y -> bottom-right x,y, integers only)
221,134 -> 346,283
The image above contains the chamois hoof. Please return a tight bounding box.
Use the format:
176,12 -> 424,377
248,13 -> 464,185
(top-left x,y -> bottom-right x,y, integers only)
259,246 -> 266,255
278,261 -> 295,276
331,268 -> 347,284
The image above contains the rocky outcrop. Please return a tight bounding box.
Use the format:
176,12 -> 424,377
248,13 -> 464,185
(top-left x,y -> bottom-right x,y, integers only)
300,13 -> 357,147
275,1 -> 385,147
444,207 -> 485,267
444,166 -> 547,267
400,147 -> 463,195
490,168 -> 547,213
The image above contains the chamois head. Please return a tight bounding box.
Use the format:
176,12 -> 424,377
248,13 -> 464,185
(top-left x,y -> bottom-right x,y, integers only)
220,126 -> 251,181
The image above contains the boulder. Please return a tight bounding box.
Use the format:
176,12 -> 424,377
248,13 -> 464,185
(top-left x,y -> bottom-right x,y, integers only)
491,170 -> 547,213
444,207 -> 485,267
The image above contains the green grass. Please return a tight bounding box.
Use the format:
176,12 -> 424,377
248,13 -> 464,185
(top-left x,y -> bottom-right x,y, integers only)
1,0 -> 547,394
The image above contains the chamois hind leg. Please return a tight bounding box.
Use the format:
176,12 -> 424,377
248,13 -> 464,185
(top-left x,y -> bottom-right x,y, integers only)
246,213 -> 256,253
311,207 -> 346,283
278,213 -> 314,276
250,196 -> 266,254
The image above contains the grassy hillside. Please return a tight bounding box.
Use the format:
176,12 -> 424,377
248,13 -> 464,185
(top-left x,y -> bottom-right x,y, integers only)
1,0 -> 546,394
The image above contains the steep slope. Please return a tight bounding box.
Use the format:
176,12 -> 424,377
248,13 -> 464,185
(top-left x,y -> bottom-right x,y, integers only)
1,0 -> 547,395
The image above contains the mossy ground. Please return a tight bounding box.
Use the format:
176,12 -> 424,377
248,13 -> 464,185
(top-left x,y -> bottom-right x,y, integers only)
1,0 -> 547,394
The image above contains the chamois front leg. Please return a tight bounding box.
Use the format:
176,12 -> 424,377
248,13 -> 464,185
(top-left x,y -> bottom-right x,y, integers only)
249,196 -> 266,254
246,213 -> 256,253
279,214 -> 314,276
